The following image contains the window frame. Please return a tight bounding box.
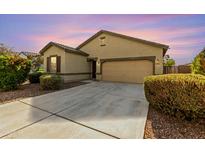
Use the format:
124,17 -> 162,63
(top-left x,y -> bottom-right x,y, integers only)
50,55 -> 57,73
47,55 -> 61,73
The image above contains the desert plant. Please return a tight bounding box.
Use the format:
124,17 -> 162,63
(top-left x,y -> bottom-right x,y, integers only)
40,74 -> 63,90
0,54 -> 31,90
144,74 -> 205,120
191,51 -> 205,75
28,72 -> 42,83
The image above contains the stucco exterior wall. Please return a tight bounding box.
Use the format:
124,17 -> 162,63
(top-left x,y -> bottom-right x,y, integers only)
79,33 -> 164,77
61,74 -> 91,83
43,46 -> 66,73
43,45 -> 91,82
65,52 -> 91,73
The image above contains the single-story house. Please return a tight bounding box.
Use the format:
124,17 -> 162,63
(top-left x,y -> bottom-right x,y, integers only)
19,51 -> 39,59
40,30 -> 169,83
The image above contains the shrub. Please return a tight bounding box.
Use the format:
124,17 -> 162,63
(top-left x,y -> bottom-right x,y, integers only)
0,72 -> 18,90
28,72 -> 42,83
0,54 -> 31,91
40,74 -> 63,90
191,51 -> 205,75
144,74 -> 205,120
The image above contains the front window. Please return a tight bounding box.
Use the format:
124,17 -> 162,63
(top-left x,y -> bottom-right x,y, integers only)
50,56 -> 57,72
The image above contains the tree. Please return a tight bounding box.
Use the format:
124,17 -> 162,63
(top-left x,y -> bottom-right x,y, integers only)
164,55 -> 176,66
0,54 -> 31,90
191,50 -> 205,75
0,43 -> 15,54
28,55 -> 44,72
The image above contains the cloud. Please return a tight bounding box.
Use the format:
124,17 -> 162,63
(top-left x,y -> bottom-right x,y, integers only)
1,14 -> 205,65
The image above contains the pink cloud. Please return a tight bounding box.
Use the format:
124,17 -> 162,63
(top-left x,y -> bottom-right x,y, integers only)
110,27 -> 204,61
116,26 -> 205,42
20,21 -> 205,62
22,25 -> 98,50
25,34 -> 83,50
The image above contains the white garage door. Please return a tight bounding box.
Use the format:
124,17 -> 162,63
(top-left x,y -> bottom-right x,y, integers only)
102,60 -> 153,83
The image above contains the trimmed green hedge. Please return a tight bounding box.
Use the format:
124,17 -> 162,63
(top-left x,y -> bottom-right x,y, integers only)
28,72 -> 42,83
40,74 -> 63,90
191,51 -> 205,75
0,54 -> 31,91
144,74 -> 205,120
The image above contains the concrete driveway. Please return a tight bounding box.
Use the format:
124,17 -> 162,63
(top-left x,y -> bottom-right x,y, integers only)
0,81 -> 149,139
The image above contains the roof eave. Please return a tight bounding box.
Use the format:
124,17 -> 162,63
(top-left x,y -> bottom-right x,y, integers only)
76,30 -> 103,50
163,47 -> 169,56
39,42 -> 89,56
65,49 -> 89,57
76,30 -> 169,51
39,42 -> 53,55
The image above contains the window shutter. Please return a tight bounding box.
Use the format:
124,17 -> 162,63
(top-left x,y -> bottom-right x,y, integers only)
47,57 -> 50,72
57,56 -> 61,73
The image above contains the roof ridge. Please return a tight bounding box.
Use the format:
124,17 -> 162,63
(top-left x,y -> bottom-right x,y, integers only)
39,41 -> 89,56
103,30 -> 169,47
76,29 -> 169,50
51,41 -> 77,50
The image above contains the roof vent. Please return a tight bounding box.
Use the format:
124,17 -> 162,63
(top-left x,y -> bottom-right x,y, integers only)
99,36 -> 106,46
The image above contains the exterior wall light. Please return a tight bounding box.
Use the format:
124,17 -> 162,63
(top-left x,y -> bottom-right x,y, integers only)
97,60 -> 100,65
156,58 -> 160,65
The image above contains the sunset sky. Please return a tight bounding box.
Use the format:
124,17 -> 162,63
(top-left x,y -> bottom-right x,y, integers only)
0,14 -> 205,64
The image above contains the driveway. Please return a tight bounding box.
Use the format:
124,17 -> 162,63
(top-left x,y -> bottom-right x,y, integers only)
0,81 -> 149,139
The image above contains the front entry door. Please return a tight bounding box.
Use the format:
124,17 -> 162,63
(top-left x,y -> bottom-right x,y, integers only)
92,61 -> 96,79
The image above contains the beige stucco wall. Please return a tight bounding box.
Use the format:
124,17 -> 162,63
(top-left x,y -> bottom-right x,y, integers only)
79,33 -> 164,79
43,46 -> 66,73
65,53 -> 91,73
42,45 -> 91,82
61,74 -> 90,83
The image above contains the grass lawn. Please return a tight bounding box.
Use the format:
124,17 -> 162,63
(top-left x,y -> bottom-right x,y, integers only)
144,105 -> 205,139
0,81 -> 87,105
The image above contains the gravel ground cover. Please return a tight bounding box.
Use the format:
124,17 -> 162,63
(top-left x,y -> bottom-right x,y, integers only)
144,105 -> 205,139
0,81 -> 87,105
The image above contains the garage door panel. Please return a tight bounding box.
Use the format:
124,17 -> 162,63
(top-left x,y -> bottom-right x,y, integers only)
102,60 -> 153,83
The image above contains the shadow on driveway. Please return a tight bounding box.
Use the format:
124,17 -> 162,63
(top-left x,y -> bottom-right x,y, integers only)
1,82 -> 149,139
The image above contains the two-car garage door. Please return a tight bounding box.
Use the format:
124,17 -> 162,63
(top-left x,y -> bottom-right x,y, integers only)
102,60 -> 153,83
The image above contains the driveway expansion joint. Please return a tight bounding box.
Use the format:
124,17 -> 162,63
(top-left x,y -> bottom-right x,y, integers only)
0,114 -> 53,138
2,82 -> 147,139
18,100 -> 120,139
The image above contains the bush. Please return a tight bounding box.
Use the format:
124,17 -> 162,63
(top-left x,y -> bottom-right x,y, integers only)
191,51 -> 205,75
0,54 -> 31,91
144,74 -> 205,120
28,72 -> 42,83
40,74 -> 63,90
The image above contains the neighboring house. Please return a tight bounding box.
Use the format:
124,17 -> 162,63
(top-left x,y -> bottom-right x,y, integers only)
19,51 -> 44,72
19,51 -> 39,59
40,30 -> 169,83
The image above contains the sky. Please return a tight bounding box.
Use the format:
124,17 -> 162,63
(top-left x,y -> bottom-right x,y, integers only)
0,14 -> 205,65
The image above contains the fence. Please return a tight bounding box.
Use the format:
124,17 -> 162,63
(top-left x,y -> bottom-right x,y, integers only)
163,65 -> 191,74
